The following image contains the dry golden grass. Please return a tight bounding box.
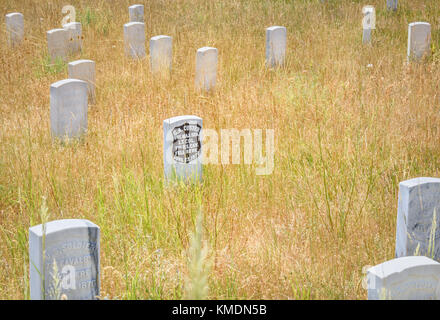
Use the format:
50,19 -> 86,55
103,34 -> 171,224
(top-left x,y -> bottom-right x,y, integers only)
1,0 -> 440,299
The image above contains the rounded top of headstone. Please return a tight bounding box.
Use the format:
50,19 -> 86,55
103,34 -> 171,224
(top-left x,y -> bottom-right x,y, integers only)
6,12 -> 23,18
197,47 -> 217,53
409,22 -> 431,27
400,177 -> 440,189
266,26 -> 286,31
51,78 -> 88,89
151,35 -> 172,41
124,21 -> 145,27
129,4 -> 144,8
29,219 -> 99,237
368,256 -> 440,279
68,59 -> 95,67
164,115 -> 202,125
47,28 -> 67,35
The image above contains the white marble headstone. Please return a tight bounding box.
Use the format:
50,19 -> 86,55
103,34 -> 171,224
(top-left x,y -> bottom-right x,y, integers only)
150,35 -> 172,76
129,4 -> 144,22
266,26 -> 286,68
29,219 -> 100,300
47,28 -> 69,61
362,6 -> 374,44
408,22 -> 431,62
396,177 -> 440,260
68,60 -> 96,104
5,12 -> 24,47
163,116 -> 202,182
195,47 -> 218,92
63,22 -> 82,55
363,28 -> 372,44
367,256 -> 440,300
387,0 -> 398,11
124,22 -> 146,59
50,79 -> 88,141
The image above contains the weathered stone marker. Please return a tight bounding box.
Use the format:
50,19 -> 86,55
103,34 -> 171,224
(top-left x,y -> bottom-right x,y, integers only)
50,79 -> 88,141
68,60 -> 96,104
408,22 -> 431,62
47,28 -> 69,61
63,22 -> 82,54
5,12 -> 24,47
150,35 -> 172,76
387,0 -> 398,11
163,116 -> 203,182
266,26 -> 286,67
367,256 -> 440,300
129,4 -> 144,22
363,28 -> 372,44
362,6 -> 375,44
395,177 -> 440,260
29,219 -> 100,300
124,22 -> 146,59
195,47 -> 218,92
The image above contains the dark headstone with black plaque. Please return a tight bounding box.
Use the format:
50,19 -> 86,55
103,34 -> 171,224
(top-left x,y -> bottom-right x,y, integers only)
164,115 -> 203,182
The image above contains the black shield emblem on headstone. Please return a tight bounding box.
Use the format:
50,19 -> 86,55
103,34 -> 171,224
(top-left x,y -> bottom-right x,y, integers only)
172,122 -> 201,164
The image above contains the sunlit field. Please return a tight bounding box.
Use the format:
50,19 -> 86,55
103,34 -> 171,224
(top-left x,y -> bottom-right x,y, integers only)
1,0 -> 440,299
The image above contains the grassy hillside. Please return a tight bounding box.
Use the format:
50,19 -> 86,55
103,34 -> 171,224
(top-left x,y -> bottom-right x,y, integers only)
1,0 -> 440,299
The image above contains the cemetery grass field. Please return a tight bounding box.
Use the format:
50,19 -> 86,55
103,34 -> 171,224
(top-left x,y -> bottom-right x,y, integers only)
1,0 -> 440,300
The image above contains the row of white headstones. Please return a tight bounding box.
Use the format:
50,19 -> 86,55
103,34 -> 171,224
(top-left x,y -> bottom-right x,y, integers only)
6,2 -> 440,300
26,177 -> 440,300
5,5 -> 284,184
361,0 -> 439,295
4,4 -> 433,183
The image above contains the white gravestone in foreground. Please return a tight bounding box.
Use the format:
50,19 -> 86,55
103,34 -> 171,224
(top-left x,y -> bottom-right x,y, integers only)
396,177 -> 440,260
163,116 -> 202,182
408,22 -> 431,62
150,35 -> 172,76
367,256 -> 440,300
63,22 -> 82,55
68,60 -> 96,104
47,28 -> 69,61
124,22 -> 146,59
5,12 -> 24,47
50,79 -> 88,141
195,47 -> 218,92
129,4 -> 144,22
387,0 -> 398,11
266,26 -> 286,67
29,219 -> 100,300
